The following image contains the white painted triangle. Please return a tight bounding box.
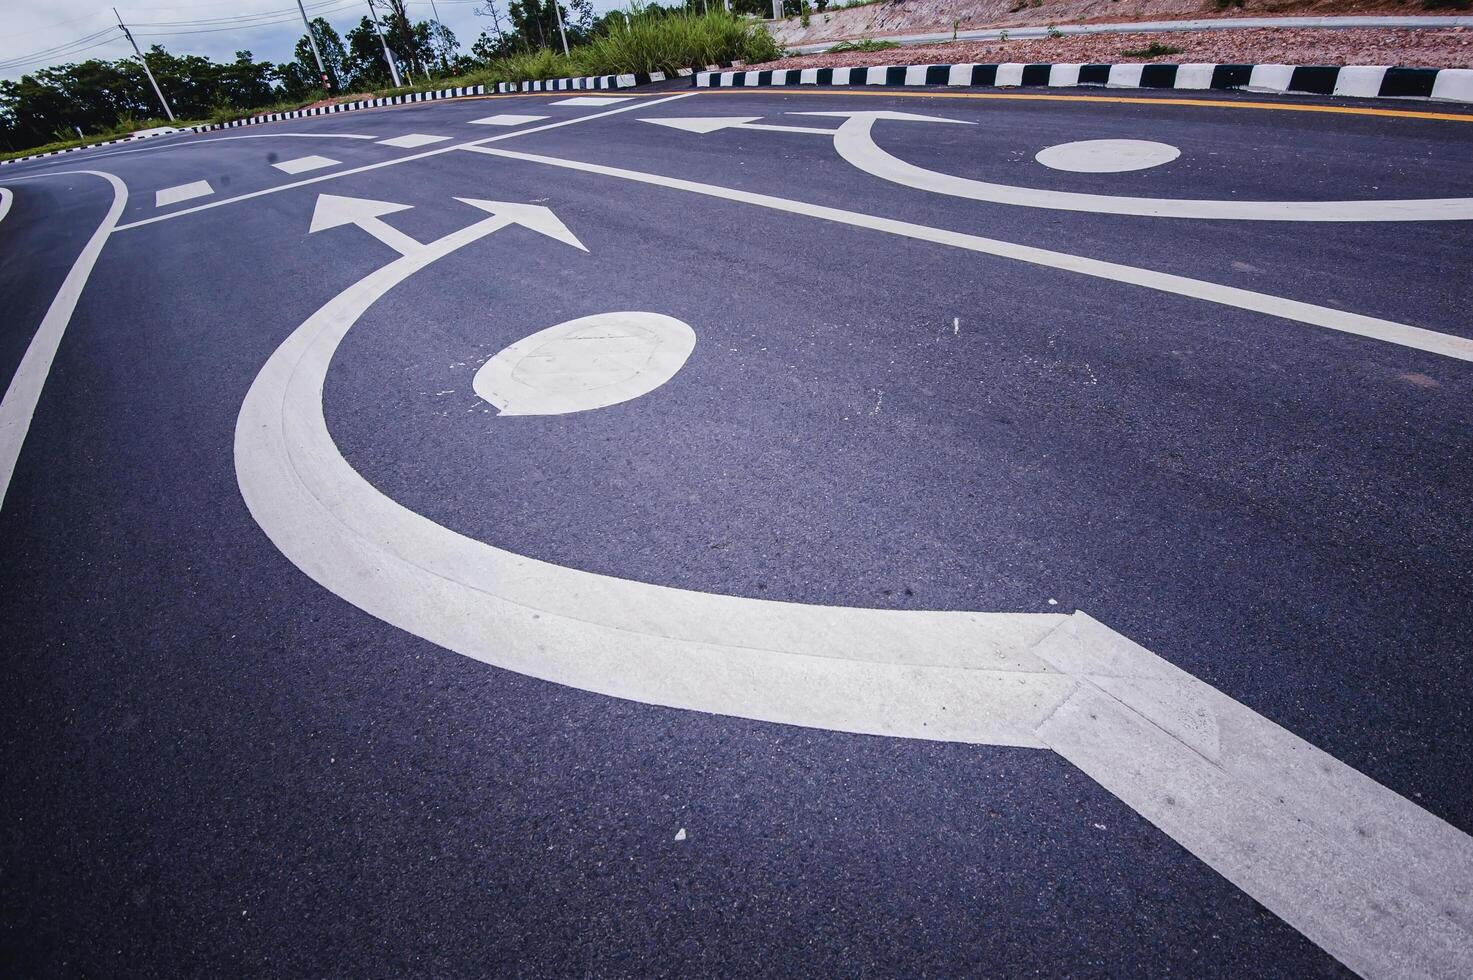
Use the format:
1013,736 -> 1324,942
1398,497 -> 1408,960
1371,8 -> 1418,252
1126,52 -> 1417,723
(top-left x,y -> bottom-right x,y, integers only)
674,828 -> 687,841
640,116 -> 763,134
789,110 -> 974,125
308,194 -> 412,234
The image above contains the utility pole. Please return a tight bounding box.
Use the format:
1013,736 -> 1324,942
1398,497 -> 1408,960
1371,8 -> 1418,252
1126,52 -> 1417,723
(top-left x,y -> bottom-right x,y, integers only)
365,0 -> 404,88
295,0 -> 332,90
427,0 -> 448,72
551,0 -> 570,57
114,8 -> 175,122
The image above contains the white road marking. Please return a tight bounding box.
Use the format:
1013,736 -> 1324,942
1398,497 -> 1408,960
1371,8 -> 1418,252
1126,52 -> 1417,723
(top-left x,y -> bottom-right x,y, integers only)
308,194 -> 418,255
377,133 -> 451,148
114,92 -> 697,231
641,115 -> 836,136
674,828 -> 687,842
464,145 -> 1473,363
272,154 -> 340,175
469,114 -> 549,126
235,198 -> 1473,979
553,96 -> 631,106
154,179 -> 214,207
796,111 -> 1473,222
1034,139 -> 1181,173
0,187 -> 11,225
474,311 -> 694,415
648,109 -> 1473,222
39,132 -> 377,167
0,171 -> 126,511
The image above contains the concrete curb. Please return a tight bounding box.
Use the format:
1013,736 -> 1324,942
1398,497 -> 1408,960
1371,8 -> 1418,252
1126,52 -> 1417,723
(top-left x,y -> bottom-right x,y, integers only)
494,68 -> 695,93
694,63 -> 1473,104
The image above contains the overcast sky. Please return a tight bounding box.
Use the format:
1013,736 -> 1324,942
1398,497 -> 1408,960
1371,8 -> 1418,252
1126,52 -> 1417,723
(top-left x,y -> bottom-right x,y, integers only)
2,0 -> 631,83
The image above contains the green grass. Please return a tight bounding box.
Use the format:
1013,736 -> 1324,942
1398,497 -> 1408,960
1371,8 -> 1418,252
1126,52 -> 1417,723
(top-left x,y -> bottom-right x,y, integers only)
459,11 -> 782,86
825,38 -> 902,53
1120,41 -> 1184,59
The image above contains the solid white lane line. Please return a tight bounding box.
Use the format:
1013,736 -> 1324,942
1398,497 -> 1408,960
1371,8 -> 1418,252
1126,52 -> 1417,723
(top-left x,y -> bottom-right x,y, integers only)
1032,614 -> 1473,980
113,93 -> 696,232
469,114 -> 549,126
0,171 -> 126,511
272,154 -> 340,174
464,145 -> 1473,363
377,133 -> 451,148
154,180 -> 214,207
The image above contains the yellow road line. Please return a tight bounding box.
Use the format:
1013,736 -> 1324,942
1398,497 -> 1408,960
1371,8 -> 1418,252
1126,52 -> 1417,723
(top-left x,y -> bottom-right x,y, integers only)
696,86 -> 1473,122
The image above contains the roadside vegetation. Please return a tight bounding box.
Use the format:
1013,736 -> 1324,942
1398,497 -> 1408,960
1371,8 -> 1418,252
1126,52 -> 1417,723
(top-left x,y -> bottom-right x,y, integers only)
1,3 -> 779,159
1120,41 -> 1185,58
825,38 -> 903,53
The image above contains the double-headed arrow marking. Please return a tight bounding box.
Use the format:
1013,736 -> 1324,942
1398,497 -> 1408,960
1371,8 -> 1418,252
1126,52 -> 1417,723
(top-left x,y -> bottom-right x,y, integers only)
308,192 -> 585,258
642,109 -> 1473,222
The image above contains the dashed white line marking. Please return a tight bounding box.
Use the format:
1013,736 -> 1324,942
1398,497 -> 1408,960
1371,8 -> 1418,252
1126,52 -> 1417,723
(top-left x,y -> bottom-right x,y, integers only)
552,96 -> 630,106
377,133 -> 451,148
272,154 -> 339,174
154,179 -> 214,207
469,114 -> 549,126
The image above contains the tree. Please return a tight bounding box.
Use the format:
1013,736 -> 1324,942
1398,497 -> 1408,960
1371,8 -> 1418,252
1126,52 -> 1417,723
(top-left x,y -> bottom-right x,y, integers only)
278,18 -> 349,98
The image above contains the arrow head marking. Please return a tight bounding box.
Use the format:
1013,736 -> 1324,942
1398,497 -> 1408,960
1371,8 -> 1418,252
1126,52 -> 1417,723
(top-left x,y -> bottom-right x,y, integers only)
788,110 -> 974,125
639,116 -> 765,134
309,194 -> 414,234
454,198 -> 588,252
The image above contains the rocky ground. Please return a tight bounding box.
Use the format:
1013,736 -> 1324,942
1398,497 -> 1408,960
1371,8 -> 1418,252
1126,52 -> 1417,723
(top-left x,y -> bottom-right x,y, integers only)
771,0 -> 1469,47
740,26 -> 1473,69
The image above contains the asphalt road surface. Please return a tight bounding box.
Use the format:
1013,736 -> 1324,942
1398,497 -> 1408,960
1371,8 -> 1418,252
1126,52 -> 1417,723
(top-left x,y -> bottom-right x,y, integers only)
2,84 -> 1471,978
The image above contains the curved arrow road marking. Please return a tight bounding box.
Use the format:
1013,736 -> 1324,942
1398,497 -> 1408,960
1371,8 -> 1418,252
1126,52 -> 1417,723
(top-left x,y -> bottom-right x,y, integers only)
643,110 -> 1473,222
0,170 -> 126,511
237,194 -> 1473,979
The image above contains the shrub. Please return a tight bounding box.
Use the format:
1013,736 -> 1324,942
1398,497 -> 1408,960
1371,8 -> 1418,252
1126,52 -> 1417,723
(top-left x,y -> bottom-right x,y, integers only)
1121,41 -> 1184,58
826,38 -> 902,53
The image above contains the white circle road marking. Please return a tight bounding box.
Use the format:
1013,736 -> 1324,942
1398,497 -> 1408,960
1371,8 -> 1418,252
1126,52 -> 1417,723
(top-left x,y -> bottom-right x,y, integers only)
474,311 -> 696,416
1034,138 -> 1181,173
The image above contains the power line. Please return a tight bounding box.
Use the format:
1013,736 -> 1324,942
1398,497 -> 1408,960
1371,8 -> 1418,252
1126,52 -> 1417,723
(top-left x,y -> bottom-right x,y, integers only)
0,29 -> 127,72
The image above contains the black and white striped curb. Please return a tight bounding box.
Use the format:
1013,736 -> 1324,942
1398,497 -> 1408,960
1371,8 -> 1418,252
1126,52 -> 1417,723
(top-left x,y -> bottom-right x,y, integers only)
1,83 -> 489,166
195,83 -> 489,131
495,67 -> 695,93
0,128 -> 180,166
694,63 -> 1473,103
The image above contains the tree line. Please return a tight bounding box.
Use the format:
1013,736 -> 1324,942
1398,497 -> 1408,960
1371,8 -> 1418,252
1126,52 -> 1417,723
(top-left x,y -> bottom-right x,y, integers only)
0,0 -> 645,152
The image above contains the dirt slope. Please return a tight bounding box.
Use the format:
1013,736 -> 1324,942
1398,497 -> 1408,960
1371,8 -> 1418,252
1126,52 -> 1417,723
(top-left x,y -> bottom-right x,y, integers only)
772,0 -> 1462,47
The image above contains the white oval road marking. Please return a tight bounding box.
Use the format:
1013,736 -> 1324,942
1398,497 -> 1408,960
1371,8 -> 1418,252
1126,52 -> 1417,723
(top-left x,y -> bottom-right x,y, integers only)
1034,138 -> 1181,173
474,311 -> 695,416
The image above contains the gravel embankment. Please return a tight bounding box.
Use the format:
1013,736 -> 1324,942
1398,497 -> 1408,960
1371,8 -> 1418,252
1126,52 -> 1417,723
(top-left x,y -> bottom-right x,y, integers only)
738,27 -> 1473,70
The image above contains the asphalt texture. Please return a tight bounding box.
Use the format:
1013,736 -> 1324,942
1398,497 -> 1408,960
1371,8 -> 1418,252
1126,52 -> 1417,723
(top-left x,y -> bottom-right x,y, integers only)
3,84 -> 1471,977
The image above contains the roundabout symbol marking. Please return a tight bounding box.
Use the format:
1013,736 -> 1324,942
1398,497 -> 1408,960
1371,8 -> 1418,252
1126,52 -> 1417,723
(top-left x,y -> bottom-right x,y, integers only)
234,193 -> 1473,979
